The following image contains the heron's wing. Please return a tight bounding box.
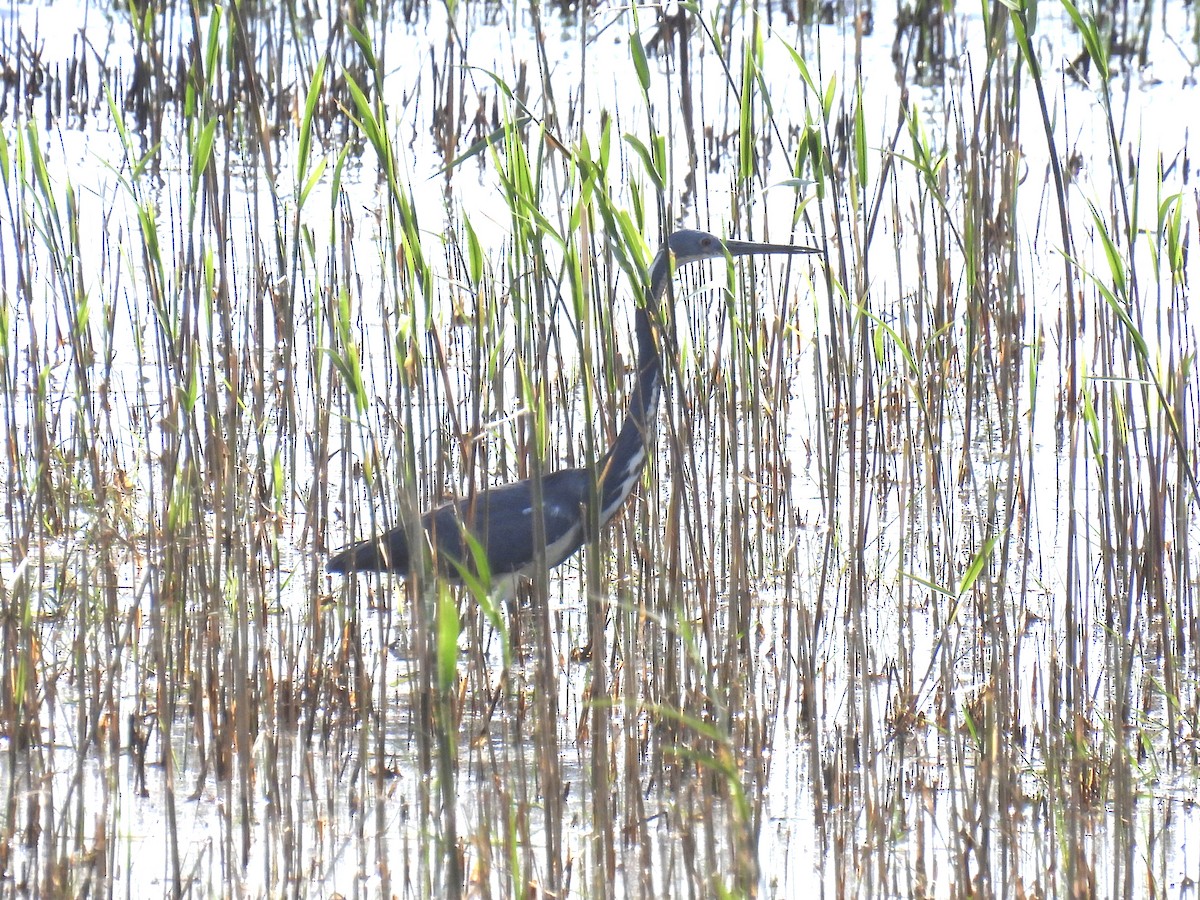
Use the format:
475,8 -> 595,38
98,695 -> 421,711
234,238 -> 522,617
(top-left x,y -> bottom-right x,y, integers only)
434,467 -> 591,578
327,468 -> 593,579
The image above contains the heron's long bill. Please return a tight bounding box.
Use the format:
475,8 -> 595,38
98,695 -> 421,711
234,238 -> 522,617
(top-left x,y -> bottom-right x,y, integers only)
722,238 -> 822,257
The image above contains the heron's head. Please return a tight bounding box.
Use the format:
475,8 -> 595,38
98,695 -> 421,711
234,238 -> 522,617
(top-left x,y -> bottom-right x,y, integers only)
666,229 -> 821,266
666,230 -> 728,265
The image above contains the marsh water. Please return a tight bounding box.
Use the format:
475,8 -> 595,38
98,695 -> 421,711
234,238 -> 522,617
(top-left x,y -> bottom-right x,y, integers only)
1,0 -> 1199,896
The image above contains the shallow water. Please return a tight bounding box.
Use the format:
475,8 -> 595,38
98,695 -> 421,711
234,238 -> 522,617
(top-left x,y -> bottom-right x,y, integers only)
2,0 -> 1199,896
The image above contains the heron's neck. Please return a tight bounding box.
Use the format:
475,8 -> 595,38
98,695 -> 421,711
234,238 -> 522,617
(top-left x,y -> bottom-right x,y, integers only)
594,248 -> 671,528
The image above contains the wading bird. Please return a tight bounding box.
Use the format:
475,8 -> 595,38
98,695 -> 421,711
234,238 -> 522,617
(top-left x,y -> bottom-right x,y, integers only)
327,229 -> 819,582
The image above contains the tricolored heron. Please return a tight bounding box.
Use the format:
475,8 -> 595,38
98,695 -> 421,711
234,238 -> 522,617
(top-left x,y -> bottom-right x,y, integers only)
326,229 -> 819,581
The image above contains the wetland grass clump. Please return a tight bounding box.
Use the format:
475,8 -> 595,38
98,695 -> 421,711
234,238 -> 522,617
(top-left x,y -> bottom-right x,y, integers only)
1,0 -> 1198,896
